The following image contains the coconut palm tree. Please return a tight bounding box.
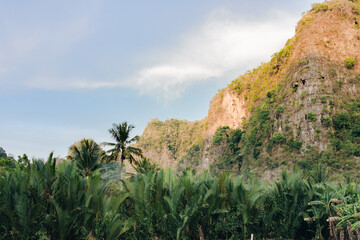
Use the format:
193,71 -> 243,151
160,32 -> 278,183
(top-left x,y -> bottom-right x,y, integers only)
67,138 -> 105,177
103,122 -> 142,180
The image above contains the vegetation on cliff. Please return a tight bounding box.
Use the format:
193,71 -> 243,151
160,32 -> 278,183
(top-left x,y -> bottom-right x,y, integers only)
138,0 -> 360,179
136,118 -> 207,168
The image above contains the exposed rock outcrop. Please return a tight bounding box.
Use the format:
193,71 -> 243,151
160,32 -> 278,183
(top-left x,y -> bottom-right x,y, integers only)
206,89 -> 248,136
137,0 -> 360,177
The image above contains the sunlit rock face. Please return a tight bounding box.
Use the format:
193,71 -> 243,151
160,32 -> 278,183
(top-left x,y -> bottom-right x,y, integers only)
138,0 -> 360,178
206,88 -> 248,136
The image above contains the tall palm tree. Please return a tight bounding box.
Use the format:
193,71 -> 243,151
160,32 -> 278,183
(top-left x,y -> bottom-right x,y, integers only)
103,122 -> 142,180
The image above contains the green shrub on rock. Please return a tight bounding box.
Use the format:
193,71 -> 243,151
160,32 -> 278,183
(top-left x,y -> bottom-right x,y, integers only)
345,57 -> 357,69
272,132 -> 287,144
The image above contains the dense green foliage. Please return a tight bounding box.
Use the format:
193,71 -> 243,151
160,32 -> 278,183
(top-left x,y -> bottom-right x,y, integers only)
0,153 -> 145,240
67,138 -> 105,176
344,57 -> 357,69
241,106 -> 274,160
0,153 -> 31,176
0,147 -> 7,159
0,157 -> 14,174
2,155 -> 360,239
323,100 -> 360,167
209,127 -> 244,173
179,139 -> 205,167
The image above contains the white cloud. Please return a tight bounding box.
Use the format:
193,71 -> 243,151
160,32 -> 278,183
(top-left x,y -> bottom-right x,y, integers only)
5,7 -> 301,100
123,9 -> 299,100
27,76 -> 119,90
131,65 -> 222,99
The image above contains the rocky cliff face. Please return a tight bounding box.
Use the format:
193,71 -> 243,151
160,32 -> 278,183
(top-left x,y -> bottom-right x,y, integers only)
137,0 -> 360,177
275,54 -> 358,152
137,88 -> 248,170
206,89 -> 248,136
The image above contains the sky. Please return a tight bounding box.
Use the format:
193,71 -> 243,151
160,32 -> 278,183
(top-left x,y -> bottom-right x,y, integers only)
0,0 -> 316,159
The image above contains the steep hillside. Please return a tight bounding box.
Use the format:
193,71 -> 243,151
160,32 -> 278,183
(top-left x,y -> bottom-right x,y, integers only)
137,0 -> 360,178
137,118 -> 206,168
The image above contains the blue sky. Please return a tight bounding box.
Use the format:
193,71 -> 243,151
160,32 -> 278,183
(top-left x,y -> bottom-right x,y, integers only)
0,0 -> 315,159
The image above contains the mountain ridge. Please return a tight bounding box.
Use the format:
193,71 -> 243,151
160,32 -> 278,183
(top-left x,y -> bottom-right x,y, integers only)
137,0 -> 360,179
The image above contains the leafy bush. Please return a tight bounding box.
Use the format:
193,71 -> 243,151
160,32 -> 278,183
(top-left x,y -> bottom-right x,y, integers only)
183,144 -> 203,166
306,112 -> 317,122
345,57 -> 357,69
229,129 -> 243,153
0,157 -> 15,175
351,123 -> 360,137
272,132 -> 287,144
298,159 -> 312,170
333,113 -> 350,130
213,126 -> 230,144
289,139 -> 303,151
338,80 -> 343,88
271,43 -> 293,66
311,3 -> 329,12
276,106 -> 284,114
331,139 -> 343,151
320,96 -> 327,104
267,161 -> 279,169
266,90 -> 275,98
321,117 -> 331,128
241,108 -> 274,159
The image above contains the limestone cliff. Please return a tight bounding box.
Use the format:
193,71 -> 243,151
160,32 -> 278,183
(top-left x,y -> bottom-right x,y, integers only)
137,0 -> 360,177
206,88 -> 248,136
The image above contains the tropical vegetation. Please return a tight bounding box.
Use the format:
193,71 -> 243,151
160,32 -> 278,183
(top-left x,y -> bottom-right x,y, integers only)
2,122 -> 360,239
103,122 -> 143,180
67,138 -> 105,177
2,146 -> 360,239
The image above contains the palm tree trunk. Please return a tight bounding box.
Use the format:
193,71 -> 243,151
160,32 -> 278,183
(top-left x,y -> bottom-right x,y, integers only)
120,159 -> 124,181
118,154 -> 124,188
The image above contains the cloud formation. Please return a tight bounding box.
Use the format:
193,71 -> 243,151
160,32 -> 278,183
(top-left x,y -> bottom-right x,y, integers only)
1,6 -> 300,100
123,9 -> 299,100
